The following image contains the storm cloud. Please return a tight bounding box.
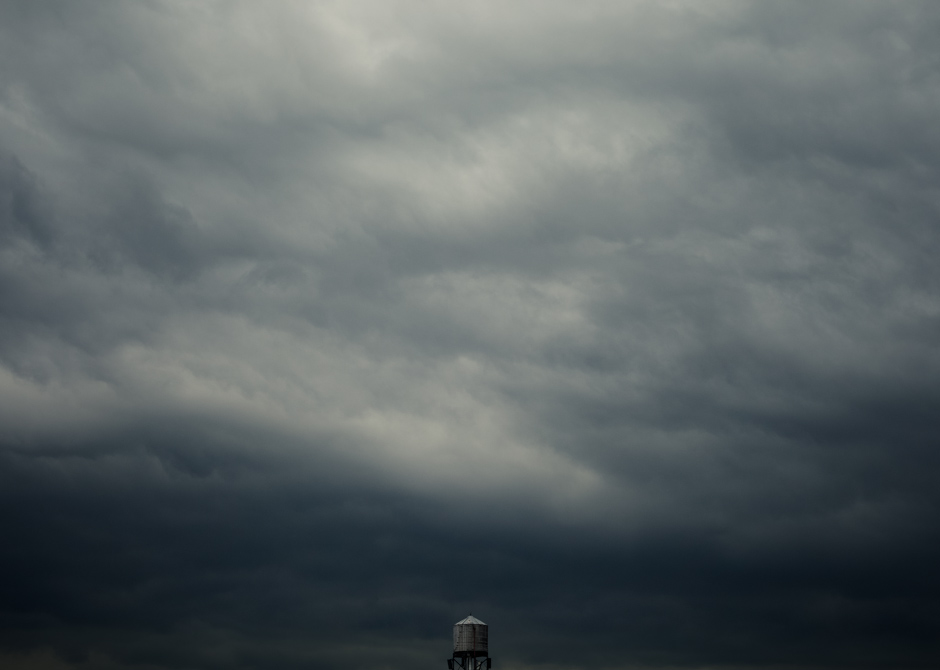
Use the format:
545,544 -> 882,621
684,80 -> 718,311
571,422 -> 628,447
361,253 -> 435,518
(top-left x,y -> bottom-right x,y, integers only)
2,1 -> 940,668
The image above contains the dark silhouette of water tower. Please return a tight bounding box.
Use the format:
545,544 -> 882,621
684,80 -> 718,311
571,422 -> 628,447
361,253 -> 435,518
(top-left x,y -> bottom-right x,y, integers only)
448,615 -> 491,670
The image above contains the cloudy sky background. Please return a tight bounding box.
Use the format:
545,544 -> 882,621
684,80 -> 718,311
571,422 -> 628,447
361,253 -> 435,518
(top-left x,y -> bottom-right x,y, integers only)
2,1 -> 940,668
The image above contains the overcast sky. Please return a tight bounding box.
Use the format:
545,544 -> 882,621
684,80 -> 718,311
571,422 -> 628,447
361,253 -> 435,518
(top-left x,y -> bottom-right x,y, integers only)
2,1 -> 940,669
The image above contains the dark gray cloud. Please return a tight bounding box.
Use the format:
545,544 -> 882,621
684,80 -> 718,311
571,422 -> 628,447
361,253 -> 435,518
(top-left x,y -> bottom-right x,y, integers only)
1,1 -> 940,668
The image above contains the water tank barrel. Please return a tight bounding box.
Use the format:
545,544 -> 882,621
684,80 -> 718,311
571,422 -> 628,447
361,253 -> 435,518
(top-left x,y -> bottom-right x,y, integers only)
453,615 -> 488,656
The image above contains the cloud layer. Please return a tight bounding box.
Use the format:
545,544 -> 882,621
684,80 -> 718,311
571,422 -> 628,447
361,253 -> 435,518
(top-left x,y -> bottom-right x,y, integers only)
2,1 -> 940,668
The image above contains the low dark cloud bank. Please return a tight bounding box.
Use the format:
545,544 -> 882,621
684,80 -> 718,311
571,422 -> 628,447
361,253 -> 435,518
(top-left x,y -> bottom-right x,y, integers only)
2,1 -> 940,668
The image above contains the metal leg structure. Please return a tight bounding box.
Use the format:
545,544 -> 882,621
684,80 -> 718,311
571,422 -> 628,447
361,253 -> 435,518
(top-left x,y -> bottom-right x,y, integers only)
448,655 -> 491,670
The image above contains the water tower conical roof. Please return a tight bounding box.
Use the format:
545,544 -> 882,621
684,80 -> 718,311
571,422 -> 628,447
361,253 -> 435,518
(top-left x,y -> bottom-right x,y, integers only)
455,615 -> 486,626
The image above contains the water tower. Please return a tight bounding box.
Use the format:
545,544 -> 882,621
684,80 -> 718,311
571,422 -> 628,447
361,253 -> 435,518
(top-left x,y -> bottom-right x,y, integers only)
447,615 -> 491,670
